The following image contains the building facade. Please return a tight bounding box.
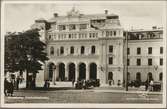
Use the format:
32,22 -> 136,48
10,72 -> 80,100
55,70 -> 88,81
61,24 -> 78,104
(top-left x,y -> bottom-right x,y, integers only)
32,8 -> 163,86
126,27 -> 163,83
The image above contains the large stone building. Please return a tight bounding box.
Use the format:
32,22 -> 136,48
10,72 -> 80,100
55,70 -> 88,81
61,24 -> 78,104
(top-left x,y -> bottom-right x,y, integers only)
32,8 -> 163,86
125,27 -> 163,83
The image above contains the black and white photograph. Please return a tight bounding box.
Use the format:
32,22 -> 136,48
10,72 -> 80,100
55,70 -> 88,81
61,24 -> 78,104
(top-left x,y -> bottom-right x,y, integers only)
0,0 -> 166,108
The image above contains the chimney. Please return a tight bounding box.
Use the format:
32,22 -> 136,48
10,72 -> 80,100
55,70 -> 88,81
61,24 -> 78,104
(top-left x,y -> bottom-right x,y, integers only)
105,10 -> 108,14
53,13 -> 58,17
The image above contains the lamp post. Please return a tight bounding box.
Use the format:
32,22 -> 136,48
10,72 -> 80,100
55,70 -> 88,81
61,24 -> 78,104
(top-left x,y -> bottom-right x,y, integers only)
26,54 -> 31,88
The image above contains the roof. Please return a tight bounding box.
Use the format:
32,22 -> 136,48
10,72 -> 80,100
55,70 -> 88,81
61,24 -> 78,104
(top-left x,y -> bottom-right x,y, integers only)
47,13 -> 119,23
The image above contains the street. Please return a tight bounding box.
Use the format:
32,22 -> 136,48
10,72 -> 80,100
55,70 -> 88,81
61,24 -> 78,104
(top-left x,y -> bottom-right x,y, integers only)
5,87 -> 162,103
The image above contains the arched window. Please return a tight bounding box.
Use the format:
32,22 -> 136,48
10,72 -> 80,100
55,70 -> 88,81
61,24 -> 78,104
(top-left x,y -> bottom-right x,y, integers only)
159,72 -> 162,81
91,46 -> 96,54
50,46 -> 54,55
136,72 -> 141,81
70,46 -> 74,54
81,46 -> 85,54
60,46 -> 64,55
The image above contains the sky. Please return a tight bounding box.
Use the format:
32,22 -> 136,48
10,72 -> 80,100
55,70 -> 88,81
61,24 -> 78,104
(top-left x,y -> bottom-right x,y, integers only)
3,1 -> 166,32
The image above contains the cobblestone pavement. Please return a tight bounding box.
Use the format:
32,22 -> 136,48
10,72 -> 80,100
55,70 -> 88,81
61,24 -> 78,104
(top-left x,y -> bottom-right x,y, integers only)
4,87 -> 162,103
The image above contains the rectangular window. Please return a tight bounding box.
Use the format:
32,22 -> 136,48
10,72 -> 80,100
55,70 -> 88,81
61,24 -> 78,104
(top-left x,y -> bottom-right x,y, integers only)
109,45 -> 113,53
137,58 -> 141,66
148,58 -> 152,66
127,48 -> 130,55
109,57 -> 113,65
160,47 -> 163,54
160,58 -> 163,66
137,47 -> 141,55
114,31 -> 116,36
148,47 -> 152,54
127,59 -> 130,66
80,24 -> 87,30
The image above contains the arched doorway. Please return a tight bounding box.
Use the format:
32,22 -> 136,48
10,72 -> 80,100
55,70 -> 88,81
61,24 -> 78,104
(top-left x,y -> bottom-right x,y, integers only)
59,63 -> 65,81
68,63 -> 75,81
136,72 -> 141,81
108,72 -> 113,80
48,63 -> 55,81
79,63 -> 86,80
147,72 -> 153,82
89,63 -> 97,80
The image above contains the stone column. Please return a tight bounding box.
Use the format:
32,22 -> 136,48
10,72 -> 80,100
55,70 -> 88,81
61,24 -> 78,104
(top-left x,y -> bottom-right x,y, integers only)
65,63 -> 69,81
86,64 -> 90,80
75,64 -> 79,81
56,64 -> 59,81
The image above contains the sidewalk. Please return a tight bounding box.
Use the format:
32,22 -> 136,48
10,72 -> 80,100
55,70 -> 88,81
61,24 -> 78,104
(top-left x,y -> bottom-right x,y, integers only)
92,85 -> 162,95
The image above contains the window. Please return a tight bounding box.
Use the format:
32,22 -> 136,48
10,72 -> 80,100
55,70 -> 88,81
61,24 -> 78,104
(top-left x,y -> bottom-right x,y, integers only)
50,46 -> 54,55
137,58 -> 141,66
114,31 -> 116,36
91,46 -> 96,54
108,72 -> 113,80
80,24 -> 87,30
81,46 -> 85,54
59,25 -> 66,31
69,24 -> 76,30
148,58 -> 152,66
137,47 -> 141,55
109,45 -> 113,53
69,34 -> 71,38
160,58 -> 163,66
106,31 -> 109,37
127,48 -> 130,55
109,57 -> 113,65
110,31 -> 112,36
70,46 -> 74,54
160,47 -> 163,54
148,47 -> 152,54
136,72 -> 141,81
127,59 -> 130,66
60,46 -> 64,55
159,72 -> 162,81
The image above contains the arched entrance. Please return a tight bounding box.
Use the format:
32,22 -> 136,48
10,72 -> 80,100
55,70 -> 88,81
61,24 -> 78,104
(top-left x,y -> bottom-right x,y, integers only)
48,63 -> 55,81
108,72 -> 113,80
147,72 -> 153,82
89,63 -> 97,80
79,63 -> 86,80
68,63 -> 75,81
59,63 -> 65,81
